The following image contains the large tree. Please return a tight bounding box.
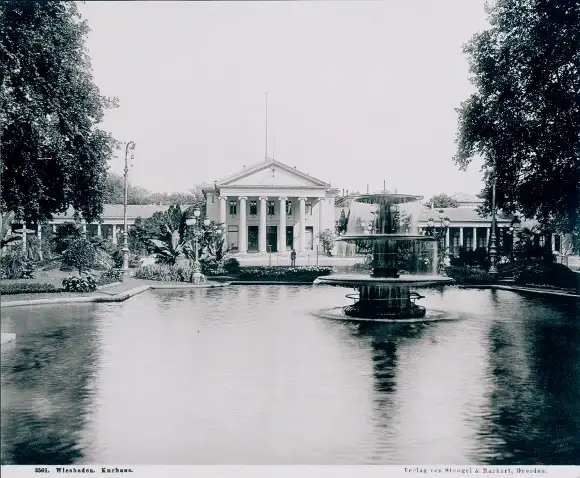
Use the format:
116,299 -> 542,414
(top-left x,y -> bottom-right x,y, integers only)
454,0 -> 580,234
0,1 -> 117,223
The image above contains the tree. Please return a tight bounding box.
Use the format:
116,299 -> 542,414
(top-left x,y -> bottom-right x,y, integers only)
454,0 -> 580,234
425,194 -> 459,209
51,223 -> 82,254
103,172 -> 150,205
62,237 -> 96,275
0,1 -> 118,223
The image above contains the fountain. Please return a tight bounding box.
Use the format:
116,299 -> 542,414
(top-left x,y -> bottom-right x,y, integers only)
314,192 -> 454,322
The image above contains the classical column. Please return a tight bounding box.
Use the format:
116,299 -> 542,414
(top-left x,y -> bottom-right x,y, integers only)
258,196 -> 268,253
97,223 -> 102,237
278,197 -> 287,252
445,227 -> 450,250
473,227 -> 477,250
82,222 -> 87,237
52,224 -> 57,233
486,227 -> 490,248
318,197 -> 325,235
459,227 -> 463,250
238,197 -> 248,253
112,225 -> 117,245
37,223 -> 42,240
219,196 -> 228,248
298,197 -> 307,252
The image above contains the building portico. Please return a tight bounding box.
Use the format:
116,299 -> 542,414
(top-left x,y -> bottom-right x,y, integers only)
203,159 -> 339,254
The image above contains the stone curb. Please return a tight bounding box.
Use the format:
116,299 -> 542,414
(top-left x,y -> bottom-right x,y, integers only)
229,281 -> 313,285
458,284 -> 580,298
0,282 -> 231,308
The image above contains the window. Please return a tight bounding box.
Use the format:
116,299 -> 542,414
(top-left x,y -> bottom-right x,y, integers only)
286,201 -> 292,215
267,201 -> 275,216
305,202 -> 312,215
554,234 -> 561,252
249,200 -> 257,215
229,200 -> 237,215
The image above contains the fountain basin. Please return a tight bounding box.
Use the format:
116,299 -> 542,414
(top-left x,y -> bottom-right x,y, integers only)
314,274 -> 454,288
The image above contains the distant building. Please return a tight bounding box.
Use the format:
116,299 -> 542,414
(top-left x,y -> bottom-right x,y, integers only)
203,158 -> 340,254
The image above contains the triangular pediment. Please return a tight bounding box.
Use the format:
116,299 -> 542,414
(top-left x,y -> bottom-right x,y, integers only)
217,159 -> 329,188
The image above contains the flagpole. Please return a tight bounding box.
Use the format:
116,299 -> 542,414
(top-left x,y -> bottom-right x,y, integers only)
265,91 -> 268,160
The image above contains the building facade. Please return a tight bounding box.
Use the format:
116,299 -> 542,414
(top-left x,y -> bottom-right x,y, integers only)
203,158 -> 339,254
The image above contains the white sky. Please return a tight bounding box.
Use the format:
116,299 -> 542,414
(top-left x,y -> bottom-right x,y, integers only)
80,0 -> 490,198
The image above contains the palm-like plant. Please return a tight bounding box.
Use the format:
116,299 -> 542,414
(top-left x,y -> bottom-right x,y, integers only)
149,204 -> 195,265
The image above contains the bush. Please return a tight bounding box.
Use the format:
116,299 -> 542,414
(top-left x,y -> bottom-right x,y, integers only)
51,223 -> 82,254
62,238 -> 96,274
133,263 -> 195,282
444,266 -> 495,284
0,246 -> 36,279
237,266 -> 333,281
62,274 -> 97,292
97,268 -> 124,286
0,282 -> 60,295
200,258 -> 226,276
319,229 -> 336,256
222,258 -> 240,274
514,262 -> 579,290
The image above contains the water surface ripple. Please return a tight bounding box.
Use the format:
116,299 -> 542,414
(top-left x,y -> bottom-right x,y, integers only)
1,286 -> 579,465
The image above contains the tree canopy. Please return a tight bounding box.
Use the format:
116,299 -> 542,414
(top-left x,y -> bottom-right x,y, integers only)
425,194 -> 459,209
0,1 -> 117,223
454,0 -> 580,234
102,172 -> 205,207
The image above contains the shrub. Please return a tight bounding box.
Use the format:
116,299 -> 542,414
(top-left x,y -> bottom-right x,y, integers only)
318,229 -> 336,256
133,263 -> 195,282
62,274 -> 97,292
237,266 -> 333,281
62,238 -> 96,274
97,268 -> 124,286
200,258 -> 226,276
514,262 -> 579,290
51,223 -> 82,254
0,282 -> 60,295
444,266 -> 495,285
222,258 -> 240,274
0,246 -> 36,279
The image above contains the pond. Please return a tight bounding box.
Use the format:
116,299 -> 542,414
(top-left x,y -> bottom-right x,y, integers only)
1,285 -> 579,465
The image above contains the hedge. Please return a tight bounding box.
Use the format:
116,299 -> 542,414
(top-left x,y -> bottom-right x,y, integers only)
0,282 -> 61,295
444,266 -> 496,285
514,262 -> 579,290
236,266 -> 333,281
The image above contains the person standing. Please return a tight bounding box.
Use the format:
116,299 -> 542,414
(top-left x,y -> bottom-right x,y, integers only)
290,248 -> 296,267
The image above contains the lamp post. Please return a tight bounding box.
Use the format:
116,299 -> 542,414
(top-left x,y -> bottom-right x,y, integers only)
488,169 -> 498,276
122,141 -> 136,272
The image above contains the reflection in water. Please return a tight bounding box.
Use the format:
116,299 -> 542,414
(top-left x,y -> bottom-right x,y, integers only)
1,306 -> 99,465
1,287 -> 579,465
476,297 -> 580,465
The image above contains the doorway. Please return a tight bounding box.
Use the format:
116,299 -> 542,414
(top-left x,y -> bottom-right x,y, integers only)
306,226 -> 314,250
286,226 -> 294,250
248,226 -> 259,251
267,226 -> 278,253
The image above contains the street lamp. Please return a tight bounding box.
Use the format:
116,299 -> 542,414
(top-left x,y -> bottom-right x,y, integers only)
488,168 -> 498,276
122,141 -> 136,272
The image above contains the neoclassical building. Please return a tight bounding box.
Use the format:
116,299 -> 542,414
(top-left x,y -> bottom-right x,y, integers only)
203,158 -> 339,254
